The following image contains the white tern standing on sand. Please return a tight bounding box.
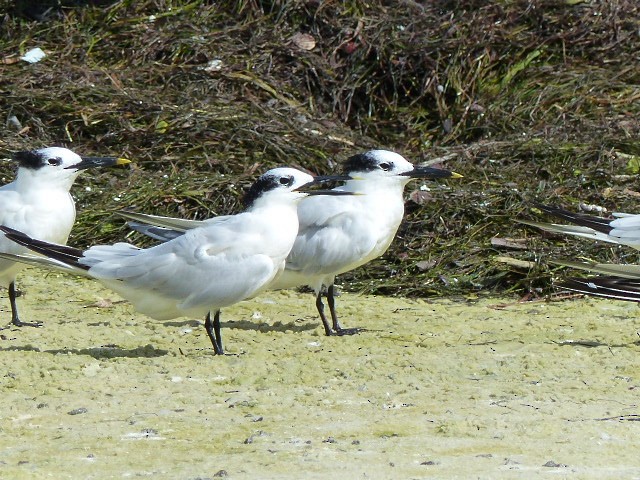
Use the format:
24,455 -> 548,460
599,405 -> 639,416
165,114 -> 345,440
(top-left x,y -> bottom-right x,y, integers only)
0,147 -> 130,327
268,150 -> 460,335
0,168 -> 353,354
120,150 -> 461,336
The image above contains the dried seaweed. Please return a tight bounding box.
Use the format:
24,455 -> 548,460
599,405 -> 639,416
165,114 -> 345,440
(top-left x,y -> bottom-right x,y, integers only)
1,0 -> 639,298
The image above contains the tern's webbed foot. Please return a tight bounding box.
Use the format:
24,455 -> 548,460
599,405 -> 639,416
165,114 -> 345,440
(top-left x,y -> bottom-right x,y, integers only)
336,327 -> 363,336
326,327 -> 363,336
6,319 -> 43,328
212,344 -> 225,356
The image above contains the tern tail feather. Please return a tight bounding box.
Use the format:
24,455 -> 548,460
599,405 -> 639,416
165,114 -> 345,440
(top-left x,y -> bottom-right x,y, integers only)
127,222 -> 184,242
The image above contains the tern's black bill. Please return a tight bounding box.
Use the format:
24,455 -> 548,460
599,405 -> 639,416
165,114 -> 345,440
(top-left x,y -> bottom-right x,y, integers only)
300,189 -> 356,196
400,166 -> 462,179
66,156 -> 131,170
295,174 -> 352,192
313,174 -> 352,182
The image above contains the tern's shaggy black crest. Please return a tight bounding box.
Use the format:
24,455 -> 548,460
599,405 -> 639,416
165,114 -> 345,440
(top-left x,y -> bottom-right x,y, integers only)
342,152 -> 385,174
243,173 -> 290,209
13,150 -> 47,170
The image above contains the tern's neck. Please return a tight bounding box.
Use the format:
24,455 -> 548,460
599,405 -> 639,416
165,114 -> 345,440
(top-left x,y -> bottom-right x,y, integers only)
249,198 -> 299,218
15,169 -> 77,192
246,199 -> 301,255
344,177 -> 409,193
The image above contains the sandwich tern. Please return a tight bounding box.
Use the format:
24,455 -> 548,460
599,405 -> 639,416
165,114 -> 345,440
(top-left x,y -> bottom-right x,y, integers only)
270,150 -> 460,335
0,168 -> 353,354
0,147 -> 130,327
119,150 -> 460,336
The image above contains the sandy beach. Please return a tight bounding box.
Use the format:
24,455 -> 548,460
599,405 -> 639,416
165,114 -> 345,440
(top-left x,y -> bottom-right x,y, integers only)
1,269 -> 639,479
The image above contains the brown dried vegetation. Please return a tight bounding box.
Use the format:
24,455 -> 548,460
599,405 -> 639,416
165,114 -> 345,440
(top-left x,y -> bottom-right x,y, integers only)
1,0 -> 639,297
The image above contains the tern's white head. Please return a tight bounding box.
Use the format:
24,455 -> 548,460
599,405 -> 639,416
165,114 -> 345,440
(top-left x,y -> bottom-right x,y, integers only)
342,150 -> 458,186
13,147 -> 129,190
243,167 -> 352,209
243,168 -> 314,209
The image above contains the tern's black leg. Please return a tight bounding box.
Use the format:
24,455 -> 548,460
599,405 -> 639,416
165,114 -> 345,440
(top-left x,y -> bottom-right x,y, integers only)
315,292 -> 334,336
327,284 -> 361,336
8,281 -> 41,328
204,310 -> 224,355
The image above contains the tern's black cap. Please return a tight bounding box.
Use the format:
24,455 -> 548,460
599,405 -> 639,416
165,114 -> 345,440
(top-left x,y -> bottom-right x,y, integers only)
243,171 -> 295,208
13,150 -> 53,169
342,152 -> 383,174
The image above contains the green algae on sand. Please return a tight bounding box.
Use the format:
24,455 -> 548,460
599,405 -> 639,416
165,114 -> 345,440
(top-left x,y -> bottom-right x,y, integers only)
1,270 -> 639,478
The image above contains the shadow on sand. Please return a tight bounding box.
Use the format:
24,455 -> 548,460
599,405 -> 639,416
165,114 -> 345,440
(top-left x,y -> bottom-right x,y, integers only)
161,317 -> 318,334
0,344 -> 169,359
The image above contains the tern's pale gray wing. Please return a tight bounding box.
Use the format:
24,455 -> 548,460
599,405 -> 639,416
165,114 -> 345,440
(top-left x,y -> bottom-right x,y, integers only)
608,215 -> 640,248
85,217 -> 287,319
286,211 -> 380,276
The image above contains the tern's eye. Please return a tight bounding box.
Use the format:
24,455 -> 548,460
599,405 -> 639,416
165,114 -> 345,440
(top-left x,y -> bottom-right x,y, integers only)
279,175 -> 294,186
48,157 -> 62,166
379,162 -> 392,171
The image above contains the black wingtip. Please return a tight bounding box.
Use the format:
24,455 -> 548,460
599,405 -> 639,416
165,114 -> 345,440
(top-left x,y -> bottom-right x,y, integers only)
0,225 -> 32,246
532,202 -> 613,235
0,225 -> 87,269
558,276 -> 640,303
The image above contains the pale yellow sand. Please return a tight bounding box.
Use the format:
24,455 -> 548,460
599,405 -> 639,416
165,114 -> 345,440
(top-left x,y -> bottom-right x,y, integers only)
1,269 -> 639,479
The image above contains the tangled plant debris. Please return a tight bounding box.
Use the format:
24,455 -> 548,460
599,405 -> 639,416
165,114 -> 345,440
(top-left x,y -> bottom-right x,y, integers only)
0,0 -> 639,298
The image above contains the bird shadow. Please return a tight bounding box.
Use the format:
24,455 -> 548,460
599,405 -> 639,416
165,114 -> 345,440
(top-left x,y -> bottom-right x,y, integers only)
160,317 -> 319,334
224,318 -> 318,334
0,344 -> 169,359
160,319 -> 201,328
